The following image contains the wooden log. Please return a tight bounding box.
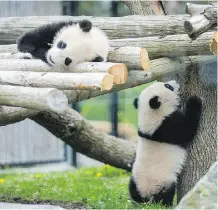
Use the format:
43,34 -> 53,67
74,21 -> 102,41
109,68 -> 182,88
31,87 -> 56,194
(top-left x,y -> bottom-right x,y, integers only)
0,44 -> 17,53
0,46 -> 148,71
0,106 -> 39,126
1,32 -> 216,60
0,55 -> 216,125
185,3 -> 214,16
184,3 -> 217,39
0,15 -> 191,44
108,47 -> 149,70
64,55 -> 217,103
0,85 -> 68,113
110,32 -> 216,59
0,71 -> 114,91
0,60 -> 127,85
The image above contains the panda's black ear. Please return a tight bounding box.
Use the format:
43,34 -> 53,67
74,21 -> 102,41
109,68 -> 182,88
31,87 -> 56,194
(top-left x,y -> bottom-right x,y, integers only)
79,20 -> 92,32
133,98 -> 138,109
149,96 -> 161,109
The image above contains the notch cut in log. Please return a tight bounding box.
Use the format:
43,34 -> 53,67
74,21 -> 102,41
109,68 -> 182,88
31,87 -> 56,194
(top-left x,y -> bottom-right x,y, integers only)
108,47 -> 150,70
210,32 -> 218,55
110,32 -> 216,59
0,46 -> 145,71
0,85 -> 68,113
0,71 -> 114,91
184,3 -> 217,39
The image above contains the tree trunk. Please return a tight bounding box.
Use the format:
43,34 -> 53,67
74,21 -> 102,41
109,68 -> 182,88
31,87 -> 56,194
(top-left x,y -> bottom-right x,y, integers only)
31,108 -> 136,171
174,62 -> 217,201
122,0 -> 217,204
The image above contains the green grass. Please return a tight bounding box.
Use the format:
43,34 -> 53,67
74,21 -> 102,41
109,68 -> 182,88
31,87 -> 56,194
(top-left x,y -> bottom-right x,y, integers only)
0,166 -> 170,209
80,82 -> 155,126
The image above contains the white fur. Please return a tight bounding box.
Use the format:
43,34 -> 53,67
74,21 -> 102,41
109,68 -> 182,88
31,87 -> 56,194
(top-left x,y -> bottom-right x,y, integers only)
46,23 -> 110,67
138,81 -> 180,135
133,80 -> 186,197
133,138 -> 186,198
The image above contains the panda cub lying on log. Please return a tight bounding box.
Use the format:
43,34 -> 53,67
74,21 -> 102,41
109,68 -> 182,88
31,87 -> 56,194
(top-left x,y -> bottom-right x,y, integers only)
129,80 -> 202,206
17,20 -> 110,67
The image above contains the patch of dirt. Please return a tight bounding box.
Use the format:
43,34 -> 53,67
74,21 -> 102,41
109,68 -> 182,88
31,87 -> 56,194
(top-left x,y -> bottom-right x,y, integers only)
0,196 -> 86,209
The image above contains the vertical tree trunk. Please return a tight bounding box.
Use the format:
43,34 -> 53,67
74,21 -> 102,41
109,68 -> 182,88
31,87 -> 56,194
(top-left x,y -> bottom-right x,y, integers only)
121,0 -> 217,203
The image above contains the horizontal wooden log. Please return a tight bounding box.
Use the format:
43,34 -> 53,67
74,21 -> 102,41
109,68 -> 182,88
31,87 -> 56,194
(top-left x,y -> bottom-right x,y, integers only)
1,32 -> 216,61
185,3 -> 214,16
0,44 -> 17,53
0,55 -> 216,126
0,15 -> 191,44
110,32 -> 216,58
0,46 -> 146,72
0,106 -> 39,126
64,55 -> 217,103
0,72 -> 114,91
184,3 -> 217,39
0,60 -> 127,85
108,47 -> 149,70
0,85 -> 68,113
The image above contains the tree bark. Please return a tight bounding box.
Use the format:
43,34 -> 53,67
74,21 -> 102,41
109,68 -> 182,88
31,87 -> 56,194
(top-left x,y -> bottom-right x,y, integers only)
0,85 -> 68,113
175,62 -> 217,202
122,0 -> 217,204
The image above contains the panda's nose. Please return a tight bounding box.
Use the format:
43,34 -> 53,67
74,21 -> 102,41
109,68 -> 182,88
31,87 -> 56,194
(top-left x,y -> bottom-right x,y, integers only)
65,57 -> 72,66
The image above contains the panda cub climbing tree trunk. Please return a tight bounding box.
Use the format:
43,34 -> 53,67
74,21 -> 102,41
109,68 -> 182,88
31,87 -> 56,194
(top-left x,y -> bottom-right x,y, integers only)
129,81 -> 202,206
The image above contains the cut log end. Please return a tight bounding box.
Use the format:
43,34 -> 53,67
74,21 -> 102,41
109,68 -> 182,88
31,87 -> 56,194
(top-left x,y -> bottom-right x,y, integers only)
101,74 -> 114,91
140,48 -> 150,70
108,63 -> 128,85
210,32 -> 218,55
47,89 -> 68,113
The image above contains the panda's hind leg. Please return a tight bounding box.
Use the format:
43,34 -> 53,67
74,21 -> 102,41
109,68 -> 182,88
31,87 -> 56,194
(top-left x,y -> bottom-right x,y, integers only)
153,182 -> 175,207
129,176 -> 146,203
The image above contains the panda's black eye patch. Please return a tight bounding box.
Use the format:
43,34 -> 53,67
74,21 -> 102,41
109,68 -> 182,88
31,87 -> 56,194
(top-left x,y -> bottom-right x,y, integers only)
164,83 -> 174,91
57,41 -> 67,49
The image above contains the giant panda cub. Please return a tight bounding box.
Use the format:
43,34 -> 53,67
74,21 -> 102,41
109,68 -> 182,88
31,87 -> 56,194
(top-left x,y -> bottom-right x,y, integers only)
17,20 -> 110,67
129,80 -> 202,206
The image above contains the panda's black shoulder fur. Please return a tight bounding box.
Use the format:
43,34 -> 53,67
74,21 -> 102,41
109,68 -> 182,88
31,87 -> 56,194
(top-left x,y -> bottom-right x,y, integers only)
17,20 -> 92,63
138,110 -> 187,148
138,96 -> 202,149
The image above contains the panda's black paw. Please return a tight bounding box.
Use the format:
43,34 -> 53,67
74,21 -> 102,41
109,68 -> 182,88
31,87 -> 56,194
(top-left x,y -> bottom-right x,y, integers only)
186,96 -> 202,113
79,20 -> 92,32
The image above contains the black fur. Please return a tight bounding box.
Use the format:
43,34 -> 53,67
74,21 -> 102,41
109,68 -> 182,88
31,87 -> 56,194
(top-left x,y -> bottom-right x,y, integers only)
129,177 -> 148,203
17,21 -> 74,63
138,96 -> 202,149
17,20 -> 93,64
91,56 -> 104,62
79,20 -> 92,32
129,176 -> 175,206
149,96 -> 161,109
130,96 -> 202,206
133,98 -> 138,109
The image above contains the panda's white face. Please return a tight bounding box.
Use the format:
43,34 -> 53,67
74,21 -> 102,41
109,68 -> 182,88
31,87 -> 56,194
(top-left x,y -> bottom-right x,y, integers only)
136,80 -> 180,135
46,23 -> 109,67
